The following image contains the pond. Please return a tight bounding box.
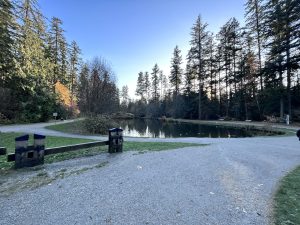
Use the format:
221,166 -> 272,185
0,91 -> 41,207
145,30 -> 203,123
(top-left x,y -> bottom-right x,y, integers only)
117,119 -> 282,138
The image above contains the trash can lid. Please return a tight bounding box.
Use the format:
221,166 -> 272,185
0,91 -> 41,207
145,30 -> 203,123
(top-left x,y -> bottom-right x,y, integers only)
109,128 -> 123,132
15,134 -> 29,141
34,134 -> 46,139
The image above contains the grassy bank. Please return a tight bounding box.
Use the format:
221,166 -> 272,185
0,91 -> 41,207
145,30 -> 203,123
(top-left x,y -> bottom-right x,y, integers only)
46,120 -> 89,135
0,132 -> 203,171
273,166 -> 300,225
44,141 -> 204,165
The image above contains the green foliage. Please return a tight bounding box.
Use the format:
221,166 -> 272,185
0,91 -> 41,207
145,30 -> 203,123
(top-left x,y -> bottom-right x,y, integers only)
151,64 -> 160,102
84,115 -> 118,134
0,113 -> 10,124
144,72 -> 151,101
128,100 -> 147,118
0,76 -> 65,123
170,46 -> 183,96
0,0 -> 16,84
49,17 -> 68,85
0,0 -> 82,122
69,40 -> 81,105
135,72 -> 146,99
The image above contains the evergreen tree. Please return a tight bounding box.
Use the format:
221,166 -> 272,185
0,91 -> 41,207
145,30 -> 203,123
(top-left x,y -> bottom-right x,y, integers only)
217,19 -> 236,116
189,15 -> 209,119
77,63 -> 89,113
240,31 -> 258,120
121,85 -> 129,106
159,70 -> 167,100
228,18 -> 242,95
50,17 -> 68,87
169,45 -> 183,96
17,0 -> 51,85
265,0 -> 300,119
135,71 -> 145,100
206,33 -> 218,100
151,64 -> 160,102
144,71 -> 151,101
245,0 -> 265,90
184,62 -> 195,96
69,40 -> 81,107
0,0 -> 16,86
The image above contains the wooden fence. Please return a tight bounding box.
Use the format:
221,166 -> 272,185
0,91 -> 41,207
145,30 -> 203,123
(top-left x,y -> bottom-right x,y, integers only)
2,128 -> 123,169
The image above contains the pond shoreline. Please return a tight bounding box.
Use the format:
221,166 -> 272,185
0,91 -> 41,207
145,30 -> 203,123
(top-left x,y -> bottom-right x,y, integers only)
164,118 -> 298,135
1,117 -> 298,138
43,118 -> 295,138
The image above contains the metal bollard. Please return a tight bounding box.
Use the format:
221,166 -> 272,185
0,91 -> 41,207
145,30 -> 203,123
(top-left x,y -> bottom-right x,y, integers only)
108,128 -> 123,153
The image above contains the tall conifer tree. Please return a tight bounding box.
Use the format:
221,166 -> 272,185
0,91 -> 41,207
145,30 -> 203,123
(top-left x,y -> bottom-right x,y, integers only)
170,45 -> 183,96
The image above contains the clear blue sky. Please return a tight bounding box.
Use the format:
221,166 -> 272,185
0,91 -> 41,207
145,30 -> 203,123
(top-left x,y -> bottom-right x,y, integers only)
39,0 -> 246,98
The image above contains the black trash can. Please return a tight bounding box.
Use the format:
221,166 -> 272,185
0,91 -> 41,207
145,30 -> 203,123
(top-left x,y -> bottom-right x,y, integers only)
108,128 -> 123,153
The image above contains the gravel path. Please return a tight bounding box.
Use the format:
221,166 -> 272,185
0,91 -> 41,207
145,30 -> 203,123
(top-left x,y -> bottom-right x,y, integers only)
0,119 -> 110,140
0,122 -> 300,224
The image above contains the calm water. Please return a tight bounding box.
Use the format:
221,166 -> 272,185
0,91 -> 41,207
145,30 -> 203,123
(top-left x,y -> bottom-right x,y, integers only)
118,119 -> 280,138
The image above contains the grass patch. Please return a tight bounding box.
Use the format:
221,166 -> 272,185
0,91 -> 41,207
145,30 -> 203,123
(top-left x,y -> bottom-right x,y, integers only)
44,146 -> 107,164
123,142 -> 204,152
46,120 -> 90,135
0,132 -> 93,152
273,166 -> 300,225
44,142 -> 204,164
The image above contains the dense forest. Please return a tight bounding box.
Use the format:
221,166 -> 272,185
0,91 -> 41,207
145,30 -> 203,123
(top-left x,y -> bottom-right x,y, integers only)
0,0 -> 119,123
130,0 -> 300,122
0,0 -> 299,123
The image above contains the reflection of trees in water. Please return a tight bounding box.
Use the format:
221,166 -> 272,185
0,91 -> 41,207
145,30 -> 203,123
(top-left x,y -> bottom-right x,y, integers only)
118,119 -> 148,136
118,119 -> 272,138
132,119 -> 147,135
146,119 -> 161,138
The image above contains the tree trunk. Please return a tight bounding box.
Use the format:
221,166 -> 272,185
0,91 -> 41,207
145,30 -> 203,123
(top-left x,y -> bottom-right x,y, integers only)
254,0 -> 263,91
198,82 -> 202,120
286,39 -> 292,120
280,97 -> 284,119
279,65 -> 284,119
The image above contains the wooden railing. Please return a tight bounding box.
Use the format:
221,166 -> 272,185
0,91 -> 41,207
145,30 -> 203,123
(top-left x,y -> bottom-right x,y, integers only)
2,128 -> 123,169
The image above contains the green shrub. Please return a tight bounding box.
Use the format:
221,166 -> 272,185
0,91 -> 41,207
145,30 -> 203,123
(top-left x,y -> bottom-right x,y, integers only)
84,115 -> 118,134
0,113 -> 10,124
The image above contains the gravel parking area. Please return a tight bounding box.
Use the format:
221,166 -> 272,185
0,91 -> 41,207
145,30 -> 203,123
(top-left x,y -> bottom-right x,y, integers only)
1,129 -> 300,225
